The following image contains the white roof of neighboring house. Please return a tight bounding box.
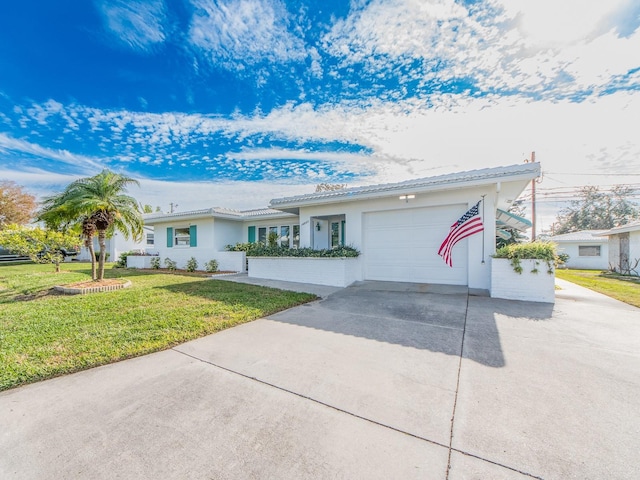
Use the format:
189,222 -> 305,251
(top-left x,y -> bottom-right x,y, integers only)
269,163 -> 540,210
599,220 -> 640,236
548,230 -> 609,243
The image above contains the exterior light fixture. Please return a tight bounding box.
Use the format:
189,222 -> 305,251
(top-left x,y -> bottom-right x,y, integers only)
399,194 -> 415,203
316,222 -> 321,231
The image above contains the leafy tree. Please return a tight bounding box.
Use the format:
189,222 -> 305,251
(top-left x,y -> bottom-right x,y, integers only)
0,225 -> 79,272
0,181 -> 37,227
37,170 -> 143,281
553,186 -> 640,234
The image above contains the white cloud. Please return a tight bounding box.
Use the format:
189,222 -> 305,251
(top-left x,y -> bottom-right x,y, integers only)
322,0 -> 640,99
96,0 -> 168,52
188,0 -> 307,67
0,133 -> 105,172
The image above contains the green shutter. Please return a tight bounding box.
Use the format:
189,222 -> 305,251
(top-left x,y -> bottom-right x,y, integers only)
248,226 -> 256,243
166,227 -> 173,247
341,220 -> 346,245
189,225 -> 197,247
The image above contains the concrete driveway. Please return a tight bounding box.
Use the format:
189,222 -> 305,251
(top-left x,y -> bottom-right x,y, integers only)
1,278 -> 639,479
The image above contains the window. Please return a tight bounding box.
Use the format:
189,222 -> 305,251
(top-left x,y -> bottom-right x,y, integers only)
258,227 -> 267,243
579,245 -> 601,257
146,233 -> 154,246
293,225 -> 300,248
331,222 -> 340,248
280,226 -> 290,247
174,227 -> 190,246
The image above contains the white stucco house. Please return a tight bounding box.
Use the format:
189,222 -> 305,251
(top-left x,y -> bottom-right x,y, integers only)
600,220 -> 640,275
548,230 -> 609,270
142,163 -> 540,291
77,227 -> 155,262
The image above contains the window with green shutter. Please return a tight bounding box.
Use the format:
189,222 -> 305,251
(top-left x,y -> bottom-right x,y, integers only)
248,226 -> 256,243
166,227 -> 173,247
189,225 -> 197,247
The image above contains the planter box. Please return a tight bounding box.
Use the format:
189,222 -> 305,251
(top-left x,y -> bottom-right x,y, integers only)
126,256 -> 158,269
248,257 -> 361,287
491,258 -> 555,303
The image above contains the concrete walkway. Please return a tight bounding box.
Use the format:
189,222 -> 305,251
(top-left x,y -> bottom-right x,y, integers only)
1,278 -> 639,479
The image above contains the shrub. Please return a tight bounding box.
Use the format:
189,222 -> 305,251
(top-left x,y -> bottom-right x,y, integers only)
267,231 -> 279,247
164,257 -> 177,271
94,251 -> 110,261
205,259 -> 219,273
150,257 -> 161,269
225,243 -> 360,258
115,251 -> 134,268
493,241 -> 558,274
186,257 -> 198,272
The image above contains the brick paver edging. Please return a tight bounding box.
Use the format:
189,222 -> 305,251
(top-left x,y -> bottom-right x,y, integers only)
54,280 -> 132,295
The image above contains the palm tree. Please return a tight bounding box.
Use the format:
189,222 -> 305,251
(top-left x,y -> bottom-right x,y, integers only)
38,170 -> 143,280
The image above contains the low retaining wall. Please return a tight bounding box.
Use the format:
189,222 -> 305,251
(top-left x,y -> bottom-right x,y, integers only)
491,258 -> 555,303
127,251 -> 245,272
248,257 -> 361,287
126,256 -> 158,269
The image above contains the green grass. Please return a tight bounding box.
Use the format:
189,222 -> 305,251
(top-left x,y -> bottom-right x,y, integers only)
556,269 -> 640,308
0,262 -> 316,391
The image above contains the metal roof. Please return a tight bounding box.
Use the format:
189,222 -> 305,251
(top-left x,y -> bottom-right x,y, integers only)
548,230 -> 609,242
599,220 -> 640,236
496,209 -> 532,232
270,163 -> 540,208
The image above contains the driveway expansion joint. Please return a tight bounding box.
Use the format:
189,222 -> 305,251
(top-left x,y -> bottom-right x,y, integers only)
171,347 -> 450,449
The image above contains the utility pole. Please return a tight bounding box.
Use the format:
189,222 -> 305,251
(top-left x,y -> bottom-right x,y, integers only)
524,151 -> 536,241
169,203 -> 178,213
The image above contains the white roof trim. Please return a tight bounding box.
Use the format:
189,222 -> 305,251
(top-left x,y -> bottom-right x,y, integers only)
269,163 -> 540,208
599,220 -> 640,236
143,207 -> 297,225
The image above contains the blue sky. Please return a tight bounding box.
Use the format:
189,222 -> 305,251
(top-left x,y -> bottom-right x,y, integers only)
1,0 -> 639,229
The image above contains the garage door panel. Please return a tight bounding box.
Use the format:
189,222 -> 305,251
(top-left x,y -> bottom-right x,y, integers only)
363,205 -> 468,285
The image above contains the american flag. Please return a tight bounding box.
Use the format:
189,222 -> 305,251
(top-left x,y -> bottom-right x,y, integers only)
438,201 -> 484,267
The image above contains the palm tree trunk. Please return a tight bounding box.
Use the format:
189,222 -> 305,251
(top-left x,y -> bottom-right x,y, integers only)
97,230 -> 107,280
86,236 -> 97,280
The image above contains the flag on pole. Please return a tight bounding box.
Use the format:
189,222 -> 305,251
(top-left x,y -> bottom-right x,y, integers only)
438,201 -> 484,267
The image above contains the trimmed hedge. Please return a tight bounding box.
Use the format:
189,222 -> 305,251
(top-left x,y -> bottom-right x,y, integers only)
226,243 -> 360,258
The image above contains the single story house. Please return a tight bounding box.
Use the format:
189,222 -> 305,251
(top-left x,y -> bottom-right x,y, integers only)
600,220 -> 640,276
77,227 -> 155,262
143,162 -> 540,291
548,230 -> 609,270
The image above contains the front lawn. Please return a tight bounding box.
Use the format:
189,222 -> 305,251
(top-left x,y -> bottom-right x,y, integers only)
0,263 -> 316,391
555,269 -> 640,308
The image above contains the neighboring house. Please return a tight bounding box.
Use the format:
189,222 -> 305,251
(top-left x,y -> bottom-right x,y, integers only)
600,220 -> 640,275
143,162 -> 539,291
77,226 -> 155,262
548,230 -> 609,270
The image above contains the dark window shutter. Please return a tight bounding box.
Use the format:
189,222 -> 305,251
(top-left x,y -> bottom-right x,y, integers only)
167,227 -> 173,247
189,225 -> 197,247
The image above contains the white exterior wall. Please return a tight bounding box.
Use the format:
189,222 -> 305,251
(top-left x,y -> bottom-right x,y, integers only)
242,216 -> 300,246
608,235 -> 620,271
248,257 -> 361,287
297,187 -> 498,289
491,258 -> 555,303
556,242 -> 609,270
77,233 -> 148,262
152,218 -> 245,272
631,231 -> 640,272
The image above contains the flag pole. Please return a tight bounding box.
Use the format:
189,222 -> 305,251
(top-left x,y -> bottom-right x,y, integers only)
481,195 -> 486,264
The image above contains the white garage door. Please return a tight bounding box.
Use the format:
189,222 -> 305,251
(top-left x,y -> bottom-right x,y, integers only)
363,205 -> 468,285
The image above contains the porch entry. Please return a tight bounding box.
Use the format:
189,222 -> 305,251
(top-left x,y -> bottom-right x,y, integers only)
311,215 -> 346,250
